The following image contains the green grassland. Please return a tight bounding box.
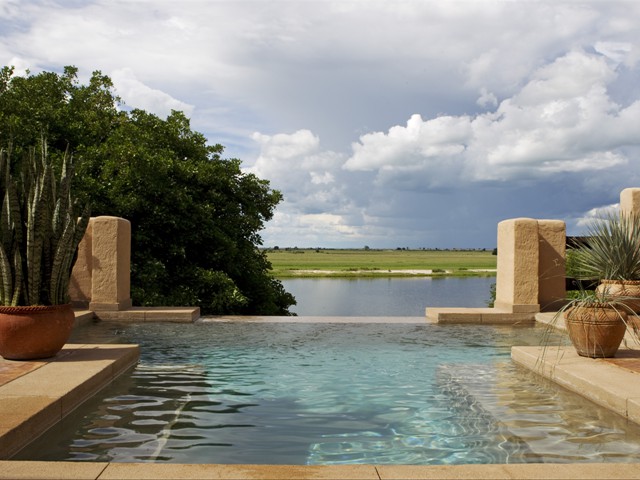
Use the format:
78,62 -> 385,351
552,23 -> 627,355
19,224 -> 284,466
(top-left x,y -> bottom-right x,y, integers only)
266,249 -> 497,278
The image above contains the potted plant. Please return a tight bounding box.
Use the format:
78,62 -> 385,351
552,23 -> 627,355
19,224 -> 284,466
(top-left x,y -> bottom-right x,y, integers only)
572,211 -> 640,313
550,289 -> 635,358
0,145 -> 90,360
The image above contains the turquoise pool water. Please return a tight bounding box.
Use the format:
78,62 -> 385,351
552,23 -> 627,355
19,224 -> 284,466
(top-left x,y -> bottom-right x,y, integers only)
18,322 -> 640,464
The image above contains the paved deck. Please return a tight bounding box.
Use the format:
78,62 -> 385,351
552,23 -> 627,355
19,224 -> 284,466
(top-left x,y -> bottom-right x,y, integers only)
2,314 -> 640,478
0,343 -> 140,460
2,461 -> 640,479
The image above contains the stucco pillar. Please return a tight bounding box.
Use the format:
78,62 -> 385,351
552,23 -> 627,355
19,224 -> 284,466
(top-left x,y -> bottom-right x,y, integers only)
620,188 -> 640,216
69,219 -> 93,308
495,218 -> 540,312
88,216 -> 133,311
495,218 -> 566,313
537,220 -> 566,310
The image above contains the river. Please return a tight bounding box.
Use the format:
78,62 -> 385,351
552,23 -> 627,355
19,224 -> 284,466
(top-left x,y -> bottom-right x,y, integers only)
280,276 -> 495,316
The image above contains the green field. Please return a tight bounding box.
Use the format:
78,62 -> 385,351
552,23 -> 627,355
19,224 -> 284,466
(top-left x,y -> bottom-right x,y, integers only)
266,249 -> 497,277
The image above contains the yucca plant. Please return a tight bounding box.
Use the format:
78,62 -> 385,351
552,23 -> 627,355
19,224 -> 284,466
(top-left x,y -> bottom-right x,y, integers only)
573,211 -> 640,281
0,144 -> 90,306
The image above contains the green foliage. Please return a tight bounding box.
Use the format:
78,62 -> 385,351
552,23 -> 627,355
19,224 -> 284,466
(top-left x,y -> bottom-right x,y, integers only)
573,212 -> 640,281
486,282 -> 496,307
0,145 -> 90,305
0,66 -> 295,315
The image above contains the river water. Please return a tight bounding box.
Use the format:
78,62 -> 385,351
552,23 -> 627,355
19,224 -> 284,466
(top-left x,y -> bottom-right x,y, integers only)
280,276 -> 495,316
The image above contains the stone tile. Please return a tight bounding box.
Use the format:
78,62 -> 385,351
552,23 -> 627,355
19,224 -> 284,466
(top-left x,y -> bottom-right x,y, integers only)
480,312 -> 536,324
73,310 -> 95,327
502,463 -> 640,479
143,307 -> 200,322
0,397 -> 61,459
94,307 -> 200,323
0,344 -> 139,459
629,397 -> 640,425
377,464 -> 512,479
512,345 -> 640,424
201,316 -> 427,323
604,349 -> 640,373
425,308 -> 485,323
1,355 -> 111,400
512,346 -> 580,391
0,396 -> 60,429
426,307 -> 537,324
62,344 -> 139,379
0,359 -> 46,387
99,464 -> 379,479
93,309 -> 147,322
0,461 -> 108,479
107,346 -> 140,378
378,463 -> 640,479
551,358 -> 640,417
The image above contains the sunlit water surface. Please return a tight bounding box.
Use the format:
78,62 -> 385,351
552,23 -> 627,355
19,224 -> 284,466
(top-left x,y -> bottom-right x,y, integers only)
18,322 -> 640,465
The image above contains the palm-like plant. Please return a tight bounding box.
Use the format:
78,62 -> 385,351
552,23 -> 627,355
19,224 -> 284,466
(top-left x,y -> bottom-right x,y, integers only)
572,211 -> 640,281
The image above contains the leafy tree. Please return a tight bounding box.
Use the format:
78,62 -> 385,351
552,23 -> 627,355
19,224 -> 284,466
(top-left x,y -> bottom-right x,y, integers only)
0,66 -> 296,315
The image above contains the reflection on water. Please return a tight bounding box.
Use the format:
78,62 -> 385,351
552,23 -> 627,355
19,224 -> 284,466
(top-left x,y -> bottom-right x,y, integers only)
18,322 -> 640,465
281,276 -> 496,316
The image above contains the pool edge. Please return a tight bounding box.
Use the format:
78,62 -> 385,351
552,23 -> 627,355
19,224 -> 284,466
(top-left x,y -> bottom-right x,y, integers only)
1,461 -> 640,479
0,343 -> 140,460
3,317 -> 640,479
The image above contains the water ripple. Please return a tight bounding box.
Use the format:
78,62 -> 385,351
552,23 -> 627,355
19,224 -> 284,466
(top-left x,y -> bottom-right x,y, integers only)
16,322 -> 640,465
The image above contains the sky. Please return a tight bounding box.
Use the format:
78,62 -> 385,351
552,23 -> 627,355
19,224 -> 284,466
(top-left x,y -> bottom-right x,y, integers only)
1,0 -> 640,249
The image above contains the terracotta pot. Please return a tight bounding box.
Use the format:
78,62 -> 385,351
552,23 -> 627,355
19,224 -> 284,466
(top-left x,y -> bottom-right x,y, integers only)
0,304 -> 74,360
596,280 -> 640,313
564,304 -> 627,358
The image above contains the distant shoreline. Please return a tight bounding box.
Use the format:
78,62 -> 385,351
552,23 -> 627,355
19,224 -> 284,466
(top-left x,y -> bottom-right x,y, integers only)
267,248 -> 497,278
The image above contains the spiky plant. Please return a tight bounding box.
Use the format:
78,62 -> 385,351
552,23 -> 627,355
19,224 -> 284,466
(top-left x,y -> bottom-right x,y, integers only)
0,144 -> 90,306
573,211 -> 640,281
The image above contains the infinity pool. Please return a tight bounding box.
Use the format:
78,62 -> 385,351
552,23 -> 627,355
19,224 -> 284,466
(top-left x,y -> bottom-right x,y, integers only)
17,321 -> 640,464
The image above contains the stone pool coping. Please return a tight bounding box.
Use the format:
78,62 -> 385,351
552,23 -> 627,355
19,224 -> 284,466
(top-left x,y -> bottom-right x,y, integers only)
2,314 -> 640,479
2,461 -> 640,479
0,343 -> 140,460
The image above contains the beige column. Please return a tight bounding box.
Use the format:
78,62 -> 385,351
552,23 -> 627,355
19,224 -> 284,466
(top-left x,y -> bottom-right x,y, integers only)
88,216 -> 133,311
620,188 -> 640,216
537,220 -> 566,310
495,218 -> 566,313
495,218 -> 540,312
69,219 -> 93,308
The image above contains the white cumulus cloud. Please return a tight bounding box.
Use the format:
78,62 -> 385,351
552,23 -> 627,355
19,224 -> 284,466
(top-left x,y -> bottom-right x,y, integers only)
345,50 -> 640,188
111,68 -> 194,118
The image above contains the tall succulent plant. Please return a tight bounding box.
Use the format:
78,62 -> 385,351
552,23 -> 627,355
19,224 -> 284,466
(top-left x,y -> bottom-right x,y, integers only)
0,145 -> 90,306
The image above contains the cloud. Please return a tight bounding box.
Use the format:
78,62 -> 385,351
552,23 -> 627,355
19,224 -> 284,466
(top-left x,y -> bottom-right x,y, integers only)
575,203 -> 620,228
251,46 -> 640,247
3,1 -> 640,247
247,129 -> 350,216
344,50 -> 640,190
111,68 -> 194,118
477,88 -> 498,109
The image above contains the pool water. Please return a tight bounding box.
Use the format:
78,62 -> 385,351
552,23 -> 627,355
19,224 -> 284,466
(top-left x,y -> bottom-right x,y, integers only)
17,321 -> 640,465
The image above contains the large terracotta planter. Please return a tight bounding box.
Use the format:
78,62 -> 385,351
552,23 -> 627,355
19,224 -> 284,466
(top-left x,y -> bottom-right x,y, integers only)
0,304 -> 74,360
596,279 -> 640,313
564,304 -> 627,358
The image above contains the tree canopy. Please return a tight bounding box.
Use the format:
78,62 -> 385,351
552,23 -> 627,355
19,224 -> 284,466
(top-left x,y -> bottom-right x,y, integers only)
0,66 -> 296,315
